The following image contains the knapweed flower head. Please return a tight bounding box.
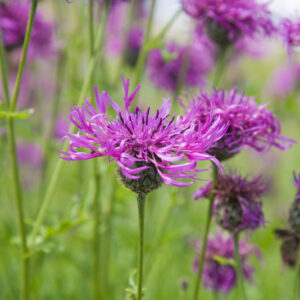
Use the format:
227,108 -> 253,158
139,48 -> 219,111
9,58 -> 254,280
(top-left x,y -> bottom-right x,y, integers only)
59,77 -> 228,194
0,1 -> 53,56
213,172 -> 267,232
193,233 -> 261,293
147,42 -> 213,92
180,87 -> 295,161
288,173 -> 300,234
275,228 -> 300,268
279,19 -> 300,55
181,0 -> 274,48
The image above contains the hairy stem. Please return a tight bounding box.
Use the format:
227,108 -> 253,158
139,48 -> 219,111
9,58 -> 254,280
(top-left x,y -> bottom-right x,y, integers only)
193,164 -> 219,300
137,194 -> 146,300
233,233 -> 247,300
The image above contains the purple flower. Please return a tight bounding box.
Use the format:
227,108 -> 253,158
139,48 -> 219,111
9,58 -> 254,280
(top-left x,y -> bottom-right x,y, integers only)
180,87 -> 296,160
17,141 -> 44,188
181,0 -> 274,47
213,172 -> 267,232
147,41 -> 214,92
59,77 -> 228,190
266,63 -> 300,99
280,19 -> 300,55
293,172 -> 300,200
193,233 -> 261,293
193,180 -> 212,200
0,1 -> 54,56
275,228 -> 300,268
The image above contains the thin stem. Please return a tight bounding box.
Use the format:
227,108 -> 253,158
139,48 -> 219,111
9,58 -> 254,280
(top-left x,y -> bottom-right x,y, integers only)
88,0 -> 94,56
233,233 -> 247,300
0,28 -> 10,107
133,0 -> 157,87
293,252 -> 300,300
1,1 -> 39,299
193,164 -> 219,300
137,194 -> 146,300
29,4 -> 110,250
6,120 -> 30,300
10,0 -> 38,111
93,161 -> 101,300
155,9 -> 181,41
213,47 -> 229,88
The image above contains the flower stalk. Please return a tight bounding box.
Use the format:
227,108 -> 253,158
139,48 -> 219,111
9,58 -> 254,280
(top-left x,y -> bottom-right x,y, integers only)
137,194 -> 146,300
233,233 -> 247,300
193,164 -> 219,300
133,0 -> 157,87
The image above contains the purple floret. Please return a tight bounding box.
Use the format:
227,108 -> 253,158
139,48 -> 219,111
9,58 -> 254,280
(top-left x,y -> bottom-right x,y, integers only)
294,172 -> 300,200
180,87 -> 296,159
0,1 -> 53,56
214,172 -> 267,232
59,77 -> 228,187
147,41 -> 214,92
193,233 -> 261,293
181,0 -> 274,45
279,19 -> 300,55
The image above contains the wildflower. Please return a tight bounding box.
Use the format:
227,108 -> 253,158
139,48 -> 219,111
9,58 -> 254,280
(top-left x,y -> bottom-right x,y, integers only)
180,87 -> 296,161
279,19 -> 300,55
147,41 -> 213,92
212,172 -> 267,232
193,233 -> 261,293
181,0 -> 274,48
59,77 -> 228,193
288,173 -> 300,233
274,228 -> 300,268
0,1 -> 53,56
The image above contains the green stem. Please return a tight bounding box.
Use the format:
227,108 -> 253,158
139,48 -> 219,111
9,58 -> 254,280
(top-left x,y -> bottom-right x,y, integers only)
233,233 -> 247,300
213,47 -> 229,88
293,252 -> 300,299
133,0 -> 157,87
93,161 -> 101,300
0,1 -> 39,298
88,0 -> 94,56
137,194 -> 146,300
193,164 -> 219,300
155,9 -> 181,41
0,28 -> 10,107
10,0 -> 38,111
29,3 -> 110,250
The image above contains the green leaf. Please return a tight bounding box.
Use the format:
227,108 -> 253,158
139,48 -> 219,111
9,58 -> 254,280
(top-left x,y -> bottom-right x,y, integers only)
213,255 -> 236,267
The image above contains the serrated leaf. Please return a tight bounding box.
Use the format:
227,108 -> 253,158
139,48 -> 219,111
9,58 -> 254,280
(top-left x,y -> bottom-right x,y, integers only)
0,108 -> 34,119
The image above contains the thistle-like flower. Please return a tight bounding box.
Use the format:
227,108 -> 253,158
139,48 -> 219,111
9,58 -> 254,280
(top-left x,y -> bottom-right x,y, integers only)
193,233 -> 261,293
147,41 -> 214,92
288,173 -> 300,233
210,172 -> 267,232
279,19 -> 300,55
0,1 -> 53,56
180,87 -> 296,161
181,0 -> 274,48
274,228 -> 300,268
59,77 -> 228,194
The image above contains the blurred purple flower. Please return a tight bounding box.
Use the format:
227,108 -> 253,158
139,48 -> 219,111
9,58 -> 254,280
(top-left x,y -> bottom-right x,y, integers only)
0,1 -> 54,57
180,87 -> 296,160
59,77 -> 228,188
266,63 -> 300,99
181,0 -> 274,47
213,172 -> 267,232
280,19 -> 300,55
194,180 -> 212,200
193,233 -> 261,293
294,172 -> 300,200
147,41 -> 214,92
55,116 -> 69,141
